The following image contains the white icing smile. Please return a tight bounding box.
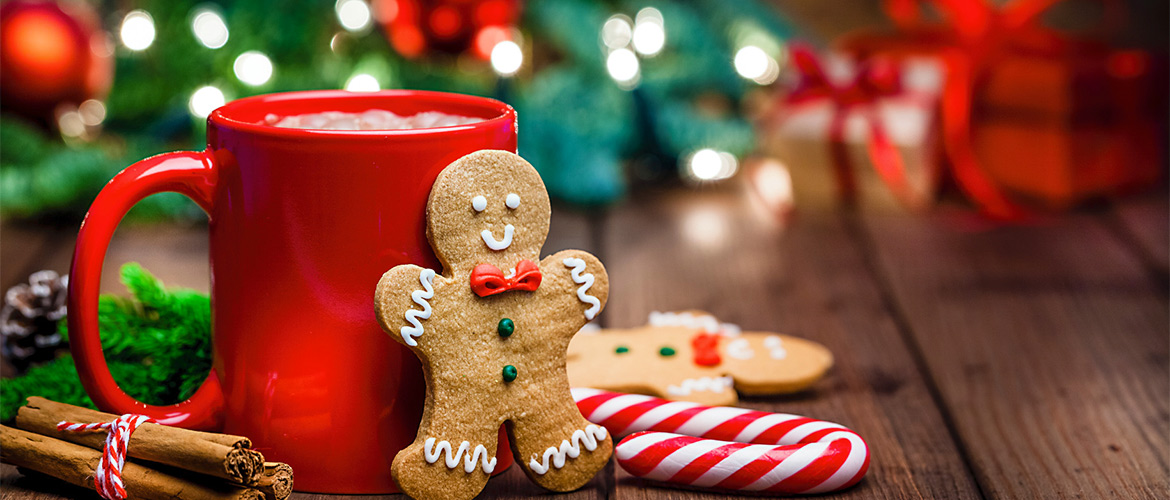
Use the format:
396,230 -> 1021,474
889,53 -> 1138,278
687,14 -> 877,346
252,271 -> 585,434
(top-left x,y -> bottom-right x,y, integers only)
666,376 -> 734,396
481,224 -> 514,251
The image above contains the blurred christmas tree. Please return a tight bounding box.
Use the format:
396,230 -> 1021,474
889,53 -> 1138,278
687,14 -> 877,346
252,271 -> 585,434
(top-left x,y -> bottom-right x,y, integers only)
1,0 -> 791,217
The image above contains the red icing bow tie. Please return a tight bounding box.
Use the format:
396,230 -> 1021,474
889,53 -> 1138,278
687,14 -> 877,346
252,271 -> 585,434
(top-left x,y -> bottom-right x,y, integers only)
470,259 -> 542,297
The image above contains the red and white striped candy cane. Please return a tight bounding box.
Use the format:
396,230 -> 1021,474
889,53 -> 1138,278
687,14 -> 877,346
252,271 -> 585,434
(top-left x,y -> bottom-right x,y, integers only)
572,388 -> 869,494
57,414 -> 155,500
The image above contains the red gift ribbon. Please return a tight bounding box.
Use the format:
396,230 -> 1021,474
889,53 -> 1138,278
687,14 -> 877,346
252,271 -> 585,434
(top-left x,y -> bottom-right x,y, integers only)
775,44 -> 921,209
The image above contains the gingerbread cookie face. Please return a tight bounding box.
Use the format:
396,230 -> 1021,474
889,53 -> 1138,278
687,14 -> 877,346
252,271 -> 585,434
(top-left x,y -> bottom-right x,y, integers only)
375,150 -> 611,500
567,311 -> 833,406
426,151 -> 551,273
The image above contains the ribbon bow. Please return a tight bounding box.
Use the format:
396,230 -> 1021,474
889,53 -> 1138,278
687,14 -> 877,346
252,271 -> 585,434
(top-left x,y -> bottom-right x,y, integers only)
787,46 -> 903,107
470,259 -> 542,297
781,44 -> 917,207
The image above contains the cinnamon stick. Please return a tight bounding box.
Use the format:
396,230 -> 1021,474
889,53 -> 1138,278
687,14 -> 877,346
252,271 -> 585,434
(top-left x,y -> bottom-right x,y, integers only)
16,397 -> 264,485
1,425 -> 264,500
256,462 -> 295,500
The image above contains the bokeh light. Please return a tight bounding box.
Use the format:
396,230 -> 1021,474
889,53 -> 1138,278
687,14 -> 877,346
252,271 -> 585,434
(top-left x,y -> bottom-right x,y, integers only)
632,7 -> 665,56
78,99 -> 106,126
601,15 -> 633,50
735,45 -> 780,85
188,86 -> 225,117
56,109 -> 85,138
474,25 -> 510,60
336,0 -> 372,32
681,205 -> 728,250
345,73 -> 380,92
750,158 -> 794,209
120,10 -> 155,51
233,51 -> 273,86
734,46 -> 768,79
191,8 -> 229,49
606,48 -> 640,87
685,148 -> 738,181
490,40 -> 522,76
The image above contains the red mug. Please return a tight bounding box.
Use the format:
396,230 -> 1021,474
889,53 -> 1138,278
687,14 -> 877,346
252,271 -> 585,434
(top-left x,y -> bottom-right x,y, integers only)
68,90 -> 517,493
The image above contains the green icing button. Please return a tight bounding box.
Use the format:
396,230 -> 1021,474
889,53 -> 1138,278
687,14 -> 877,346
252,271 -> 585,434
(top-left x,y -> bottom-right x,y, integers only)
659,346 -> 677,357
615,346 -> 630,354
498,318 -> 515,338
502,364 -> 518,382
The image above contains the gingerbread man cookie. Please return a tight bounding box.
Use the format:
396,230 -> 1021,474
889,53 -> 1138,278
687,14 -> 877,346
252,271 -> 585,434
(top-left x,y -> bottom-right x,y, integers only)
375,150 -> 612,500
567,311 -> 833,406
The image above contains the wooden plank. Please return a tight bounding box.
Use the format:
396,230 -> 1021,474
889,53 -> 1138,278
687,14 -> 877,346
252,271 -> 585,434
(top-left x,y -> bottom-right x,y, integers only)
860,207 -> 1170,499
1111,193 -> 1169,276
288,462 -> 608,500
600,188 -> 980,499
0,222 -> 68,292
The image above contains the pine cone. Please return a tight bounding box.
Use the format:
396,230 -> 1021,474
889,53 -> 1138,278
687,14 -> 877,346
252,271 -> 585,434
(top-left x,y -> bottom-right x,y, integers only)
1,270 -> 68,370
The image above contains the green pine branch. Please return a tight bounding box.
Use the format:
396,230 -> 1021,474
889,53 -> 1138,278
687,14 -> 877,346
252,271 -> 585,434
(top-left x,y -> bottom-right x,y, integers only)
0,263 -> 212,421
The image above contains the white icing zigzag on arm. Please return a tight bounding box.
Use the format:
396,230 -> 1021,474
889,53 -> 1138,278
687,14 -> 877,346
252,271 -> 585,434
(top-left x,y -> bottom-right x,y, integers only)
563,258 -> 601,320
528,425 -> 608,475
400,269 -> 436,347
424,437 -> 497,473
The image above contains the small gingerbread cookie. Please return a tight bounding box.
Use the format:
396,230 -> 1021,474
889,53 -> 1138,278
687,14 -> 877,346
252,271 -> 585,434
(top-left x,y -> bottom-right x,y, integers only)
567,311 -> 833,406
375,150 -> 612,500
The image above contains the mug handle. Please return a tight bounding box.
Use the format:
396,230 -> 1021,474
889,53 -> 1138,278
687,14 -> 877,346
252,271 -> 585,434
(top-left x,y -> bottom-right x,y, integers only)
68,150 -> 225,431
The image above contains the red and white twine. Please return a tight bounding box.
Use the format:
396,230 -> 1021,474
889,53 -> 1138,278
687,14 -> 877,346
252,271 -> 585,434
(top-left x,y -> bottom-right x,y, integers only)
573,388 -> 870,494
57,414 -> 155,500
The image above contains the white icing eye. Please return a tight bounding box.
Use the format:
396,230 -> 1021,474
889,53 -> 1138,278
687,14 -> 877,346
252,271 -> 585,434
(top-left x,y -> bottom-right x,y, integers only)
505,193 -> 520,209
472,195 -> 487,212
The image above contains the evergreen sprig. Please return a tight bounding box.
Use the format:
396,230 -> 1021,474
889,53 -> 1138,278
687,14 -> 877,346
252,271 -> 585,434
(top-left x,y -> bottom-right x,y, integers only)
0,263 -> 212,421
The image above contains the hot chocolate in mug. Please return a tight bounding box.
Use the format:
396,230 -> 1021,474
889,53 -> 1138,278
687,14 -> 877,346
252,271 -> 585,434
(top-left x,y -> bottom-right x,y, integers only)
68,90 -> 518,493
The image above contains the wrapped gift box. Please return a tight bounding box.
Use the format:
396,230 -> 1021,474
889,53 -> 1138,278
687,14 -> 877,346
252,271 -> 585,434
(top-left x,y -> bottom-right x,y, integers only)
974,114 -> 1161,209
757,55 -> 944,211
974,49 -> 1164,208
836,0 -> 1165,213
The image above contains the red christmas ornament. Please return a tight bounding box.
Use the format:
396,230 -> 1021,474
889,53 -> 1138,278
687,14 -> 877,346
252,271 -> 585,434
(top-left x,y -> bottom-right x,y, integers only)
373,0 -> 520,59
0,0 -> 113,123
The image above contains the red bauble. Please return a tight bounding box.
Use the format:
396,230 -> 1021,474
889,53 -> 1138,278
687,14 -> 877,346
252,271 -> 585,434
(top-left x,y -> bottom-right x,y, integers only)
373,0 -> 520,59
0,0 -> 113,122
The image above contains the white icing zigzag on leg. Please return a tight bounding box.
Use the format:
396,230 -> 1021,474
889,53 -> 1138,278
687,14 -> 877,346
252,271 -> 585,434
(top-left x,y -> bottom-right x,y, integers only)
400,269 -> 436,347
563,258 -> 601,320
424,437 -> 497,473
528,424 -> 608,475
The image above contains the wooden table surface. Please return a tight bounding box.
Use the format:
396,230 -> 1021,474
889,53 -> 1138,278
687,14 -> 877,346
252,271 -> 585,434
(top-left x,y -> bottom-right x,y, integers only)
1,186 -> 1166,499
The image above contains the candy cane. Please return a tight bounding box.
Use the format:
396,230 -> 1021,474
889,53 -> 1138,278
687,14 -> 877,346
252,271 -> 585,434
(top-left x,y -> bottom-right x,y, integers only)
572,388 -> 869,494
57,414 -> 155,500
